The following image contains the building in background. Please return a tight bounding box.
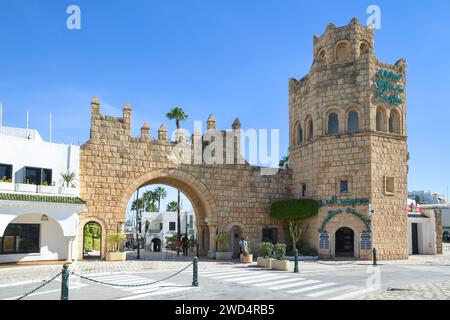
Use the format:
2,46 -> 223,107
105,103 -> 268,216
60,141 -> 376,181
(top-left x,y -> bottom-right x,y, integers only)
136,211 -> 196,252
0,127 -> 85,264
409,191 -> 450,244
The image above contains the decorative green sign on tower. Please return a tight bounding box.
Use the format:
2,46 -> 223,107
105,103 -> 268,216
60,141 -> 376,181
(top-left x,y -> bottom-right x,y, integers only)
374,69 -> 404,105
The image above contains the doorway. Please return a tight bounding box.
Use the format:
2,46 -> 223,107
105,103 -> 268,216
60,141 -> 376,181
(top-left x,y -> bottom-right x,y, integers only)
335,227 -> 354,258
411,223 -> 419,254
230,225 -> 243,258
151,238 -> 162,252
83,222 -> 102,260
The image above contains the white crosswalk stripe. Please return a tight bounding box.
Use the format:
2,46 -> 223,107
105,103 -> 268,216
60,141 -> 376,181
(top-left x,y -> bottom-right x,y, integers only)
187,266 -> 366,300
307,285 -> 357,298
287,282 -> 337,294
85,273 -> 195,300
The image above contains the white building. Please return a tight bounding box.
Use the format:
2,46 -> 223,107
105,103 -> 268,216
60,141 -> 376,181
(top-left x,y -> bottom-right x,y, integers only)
409,191 -> 450,243
138,211 -> 196,251
0,127 -> 85,264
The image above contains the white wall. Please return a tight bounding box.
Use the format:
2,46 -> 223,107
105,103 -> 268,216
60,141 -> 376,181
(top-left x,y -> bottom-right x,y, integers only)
408,215 -> 436,255
0,213 -> 69,263
0,133 -> 80,189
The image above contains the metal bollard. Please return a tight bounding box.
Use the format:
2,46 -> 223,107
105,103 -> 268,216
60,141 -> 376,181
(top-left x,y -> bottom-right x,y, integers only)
192,257 -> 199,287
61,264 -> 69,300
294,249 -> 299,273
372,248 -> 377,266
196,243 -> 199,259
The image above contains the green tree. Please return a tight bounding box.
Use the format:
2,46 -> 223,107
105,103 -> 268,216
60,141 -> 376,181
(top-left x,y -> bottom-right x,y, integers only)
166,106 -> 188,129
153,186 -> 168,212
271,199 -> 319,254
142,190 -> 158,212
279,155 -> 289,169
166,201 -> 179,212
131,198 -> 144,211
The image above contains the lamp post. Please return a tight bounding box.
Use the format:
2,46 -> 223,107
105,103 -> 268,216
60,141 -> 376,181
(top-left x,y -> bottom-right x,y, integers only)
135,188 -> 141,260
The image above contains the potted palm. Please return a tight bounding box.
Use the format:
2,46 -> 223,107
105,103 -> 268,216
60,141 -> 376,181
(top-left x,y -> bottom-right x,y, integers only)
0,177 -> 14,192
272,243 -> 290,271
59,171 -> 78,195
106,233 -> 127,261
257,242 -> 274,268
214,233 -> 232,260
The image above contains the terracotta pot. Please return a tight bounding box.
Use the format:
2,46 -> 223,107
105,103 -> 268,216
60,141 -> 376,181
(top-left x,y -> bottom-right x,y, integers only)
240,254 -> 253,264
106,252 -> 126,261
216,251 -> 232,260
272,259 -> 290,271
257,257 -> 273,268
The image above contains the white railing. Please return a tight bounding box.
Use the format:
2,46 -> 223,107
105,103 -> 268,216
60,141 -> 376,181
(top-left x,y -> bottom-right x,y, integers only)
0,182 -> 79,197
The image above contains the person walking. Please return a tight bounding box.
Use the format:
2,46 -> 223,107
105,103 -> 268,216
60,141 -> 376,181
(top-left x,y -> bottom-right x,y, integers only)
182,234 -> 189,257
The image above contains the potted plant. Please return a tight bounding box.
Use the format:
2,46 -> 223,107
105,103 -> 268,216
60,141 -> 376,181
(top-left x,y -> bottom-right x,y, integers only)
106,233 -> 127,261
240,238 -> 253,264
15,179 -> 37,193
214,233 -> 232,260
257,242 -> 274,268
0,177 -> 14,192
272,243 -> 290,271
37,181 -> 58,194
59,171 -> 78,195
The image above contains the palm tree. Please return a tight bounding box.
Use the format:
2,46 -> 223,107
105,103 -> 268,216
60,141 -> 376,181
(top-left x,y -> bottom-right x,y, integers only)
166,201 -> 179,212
279,155 -> 289,169
142,191 -> 158,212
166,106 -> 188,129
131,198 -> 144,211
153,186 -> 168,212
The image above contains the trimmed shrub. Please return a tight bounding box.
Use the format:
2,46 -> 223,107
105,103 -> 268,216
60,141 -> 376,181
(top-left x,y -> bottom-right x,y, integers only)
270,199 -> 319,221
258,242 -> 274,258
274,243 -> 287,261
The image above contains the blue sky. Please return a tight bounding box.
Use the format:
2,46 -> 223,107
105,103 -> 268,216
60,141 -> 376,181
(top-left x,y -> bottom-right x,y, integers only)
0,0 -> 449,195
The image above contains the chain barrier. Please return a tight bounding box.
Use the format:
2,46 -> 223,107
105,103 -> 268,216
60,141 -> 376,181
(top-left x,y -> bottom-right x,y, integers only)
16,271 -> 63,301
70,262 -> 193,288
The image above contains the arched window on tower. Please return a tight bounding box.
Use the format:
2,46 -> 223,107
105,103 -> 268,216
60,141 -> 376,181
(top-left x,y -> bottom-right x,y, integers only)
347,111 -> 360,133
305,116 -> 314,141
389,109 -> 401,134
327,112 -> 339,135
298,125 -> 303,144
359,42 -> 369,56
336,42 -> 350,61
293,121 -> 303,145
376,107 -> 386,132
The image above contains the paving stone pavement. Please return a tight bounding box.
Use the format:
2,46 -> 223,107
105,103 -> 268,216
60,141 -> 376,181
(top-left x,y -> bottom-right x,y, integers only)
355,280 -> 450,300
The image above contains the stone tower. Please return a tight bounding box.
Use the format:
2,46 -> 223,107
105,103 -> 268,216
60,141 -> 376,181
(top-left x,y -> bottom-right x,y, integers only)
289,18 -> 408,260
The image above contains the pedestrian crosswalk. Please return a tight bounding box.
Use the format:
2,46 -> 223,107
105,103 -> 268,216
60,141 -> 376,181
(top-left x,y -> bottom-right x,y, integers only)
187,267 -> 367,300
79,273 -> 195,300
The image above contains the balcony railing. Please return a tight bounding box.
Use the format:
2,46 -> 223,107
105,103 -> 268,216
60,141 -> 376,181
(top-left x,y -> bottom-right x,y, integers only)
0,182 -> 79,197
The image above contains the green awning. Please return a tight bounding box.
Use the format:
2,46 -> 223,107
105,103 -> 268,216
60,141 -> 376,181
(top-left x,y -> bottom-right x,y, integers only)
0,193 -> 86,205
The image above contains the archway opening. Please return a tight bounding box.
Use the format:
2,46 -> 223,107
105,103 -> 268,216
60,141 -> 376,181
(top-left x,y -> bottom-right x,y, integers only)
335,227 -> 354,258
125,183 -> 201,258
443,231 -> 450,243
230,225 -> 243,258
83,222 -> 102,260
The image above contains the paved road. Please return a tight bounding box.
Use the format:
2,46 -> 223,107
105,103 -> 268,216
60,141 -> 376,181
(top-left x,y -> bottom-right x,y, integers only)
2,262 -> 450,300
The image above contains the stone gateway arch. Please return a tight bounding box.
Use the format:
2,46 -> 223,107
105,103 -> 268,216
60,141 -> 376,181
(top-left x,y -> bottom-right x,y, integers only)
77,19 -> 411,261
77,98 -> 291,260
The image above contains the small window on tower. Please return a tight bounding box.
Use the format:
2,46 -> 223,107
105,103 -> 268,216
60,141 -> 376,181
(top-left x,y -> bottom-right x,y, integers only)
384,176 -> 395,195
301,183 -> 307,197
340,180 -> 349,193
